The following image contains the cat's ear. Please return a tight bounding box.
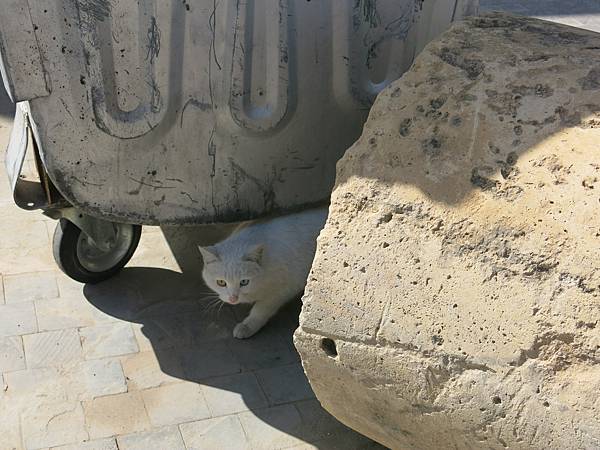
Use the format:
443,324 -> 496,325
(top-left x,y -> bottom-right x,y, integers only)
243,244 -> 264,264
199,246 -> 220,264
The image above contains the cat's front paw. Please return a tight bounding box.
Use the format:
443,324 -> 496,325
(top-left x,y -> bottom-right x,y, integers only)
233,322 -> 258,339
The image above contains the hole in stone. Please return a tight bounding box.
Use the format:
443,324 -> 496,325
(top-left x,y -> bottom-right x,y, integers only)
321,338 -> 337,358
492,396 -> 502,404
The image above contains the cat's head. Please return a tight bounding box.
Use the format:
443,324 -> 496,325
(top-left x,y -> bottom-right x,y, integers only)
199,244 -> 264,305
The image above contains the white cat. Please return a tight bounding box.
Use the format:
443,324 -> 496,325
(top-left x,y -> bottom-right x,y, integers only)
199,206 -> 328,339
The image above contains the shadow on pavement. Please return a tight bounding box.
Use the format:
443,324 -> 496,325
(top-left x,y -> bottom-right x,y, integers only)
0,84 -> 15,119
83,225 -> 385,449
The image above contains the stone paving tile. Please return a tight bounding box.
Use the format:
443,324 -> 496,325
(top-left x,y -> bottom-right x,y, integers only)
289,430 -> 387,450
294,399 -> 351,442
132,309 -> 238,352
70,275 -> 168,323
21,401 -> 88,449
83,392 -> 151,439
23,329 -> 82,369
0,335 -> 25,372
178,341 -> 242,381
0,424 -> 22,450
79,323 -> 138,360
71,359 -> 127,401
52,437 -> 119,450
4,271 -> 58,303
226,325 -> 299,372
131,323 -> 158,353
4,366 -> 65,402
0,242 -> 55,275
55,273 -> 87,299
116,426 -> 186,450
127,232 -> 181,271
179,415 -> 250,450
238,404 -> 307,449
256,363 -> 316,406
140,225 -> 163,234
0,169 -> 13,204
35,295 -> 117,332
5,358 -> 126,407
200,372 -> 268,417
141,381 -> 211,427
230,304 -> 252,323
0,202 -> 51,222
0,107 -> 13,161
237,401 -> 358,450
0,389 -> 24,450
121,350 -> 183,391
0,219 -> 49,251
0,301 -> 38,337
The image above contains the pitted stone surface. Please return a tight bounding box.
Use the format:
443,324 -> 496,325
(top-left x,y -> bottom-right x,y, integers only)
295,13 -> 600,450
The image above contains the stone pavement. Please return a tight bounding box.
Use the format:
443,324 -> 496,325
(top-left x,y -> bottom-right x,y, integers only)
0,91 -> 382,449
481,0 -> 600,32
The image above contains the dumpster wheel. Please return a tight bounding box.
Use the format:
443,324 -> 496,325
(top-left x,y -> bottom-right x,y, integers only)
52,218 -> 142,284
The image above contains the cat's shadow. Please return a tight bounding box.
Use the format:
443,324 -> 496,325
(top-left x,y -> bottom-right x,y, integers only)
82,225 -> 377,448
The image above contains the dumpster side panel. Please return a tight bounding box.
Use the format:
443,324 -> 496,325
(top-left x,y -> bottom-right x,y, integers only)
18,0 -> 477,224
0,0 -> 50,102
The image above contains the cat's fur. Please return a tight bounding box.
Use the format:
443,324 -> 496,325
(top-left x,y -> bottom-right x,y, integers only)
199,207 -> 328,339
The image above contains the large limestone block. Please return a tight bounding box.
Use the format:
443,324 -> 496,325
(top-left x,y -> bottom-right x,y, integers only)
295,13 -> 600,450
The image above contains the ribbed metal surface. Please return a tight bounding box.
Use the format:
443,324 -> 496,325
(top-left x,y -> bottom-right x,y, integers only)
1,0 -> 477,224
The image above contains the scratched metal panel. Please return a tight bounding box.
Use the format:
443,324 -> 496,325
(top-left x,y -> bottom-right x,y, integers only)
11,0 -> 477,225
0,0 -> 50,101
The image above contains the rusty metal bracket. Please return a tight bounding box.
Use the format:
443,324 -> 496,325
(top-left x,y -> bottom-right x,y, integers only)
5,103 -> 67,211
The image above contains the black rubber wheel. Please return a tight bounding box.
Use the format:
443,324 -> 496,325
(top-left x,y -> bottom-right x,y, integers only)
52,218 -> 142,284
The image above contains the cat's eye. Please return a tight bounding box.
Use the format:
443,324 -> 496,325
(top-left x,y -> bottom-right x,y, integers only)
216,279 -> 227,287
240,279 -> 250,286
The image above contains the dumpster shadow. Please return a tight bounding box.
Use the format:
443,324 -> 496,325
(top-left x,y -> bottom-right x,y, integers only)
0,84 -> 15,118
83,225 -> 383,449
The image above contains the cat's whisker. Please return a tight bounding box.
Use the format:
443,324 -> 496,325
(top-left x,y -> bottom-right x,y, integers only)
202,298 -> 224,314
202,298 -> 219,308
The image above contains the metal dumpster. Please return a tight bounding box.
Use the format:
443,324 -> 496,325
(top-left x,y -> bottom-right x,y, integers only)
0,0 -> 477,282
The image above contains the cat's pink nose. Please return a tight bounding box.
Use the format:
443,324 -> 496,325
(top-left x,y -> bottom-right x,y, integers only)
228,295 -> 239,304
